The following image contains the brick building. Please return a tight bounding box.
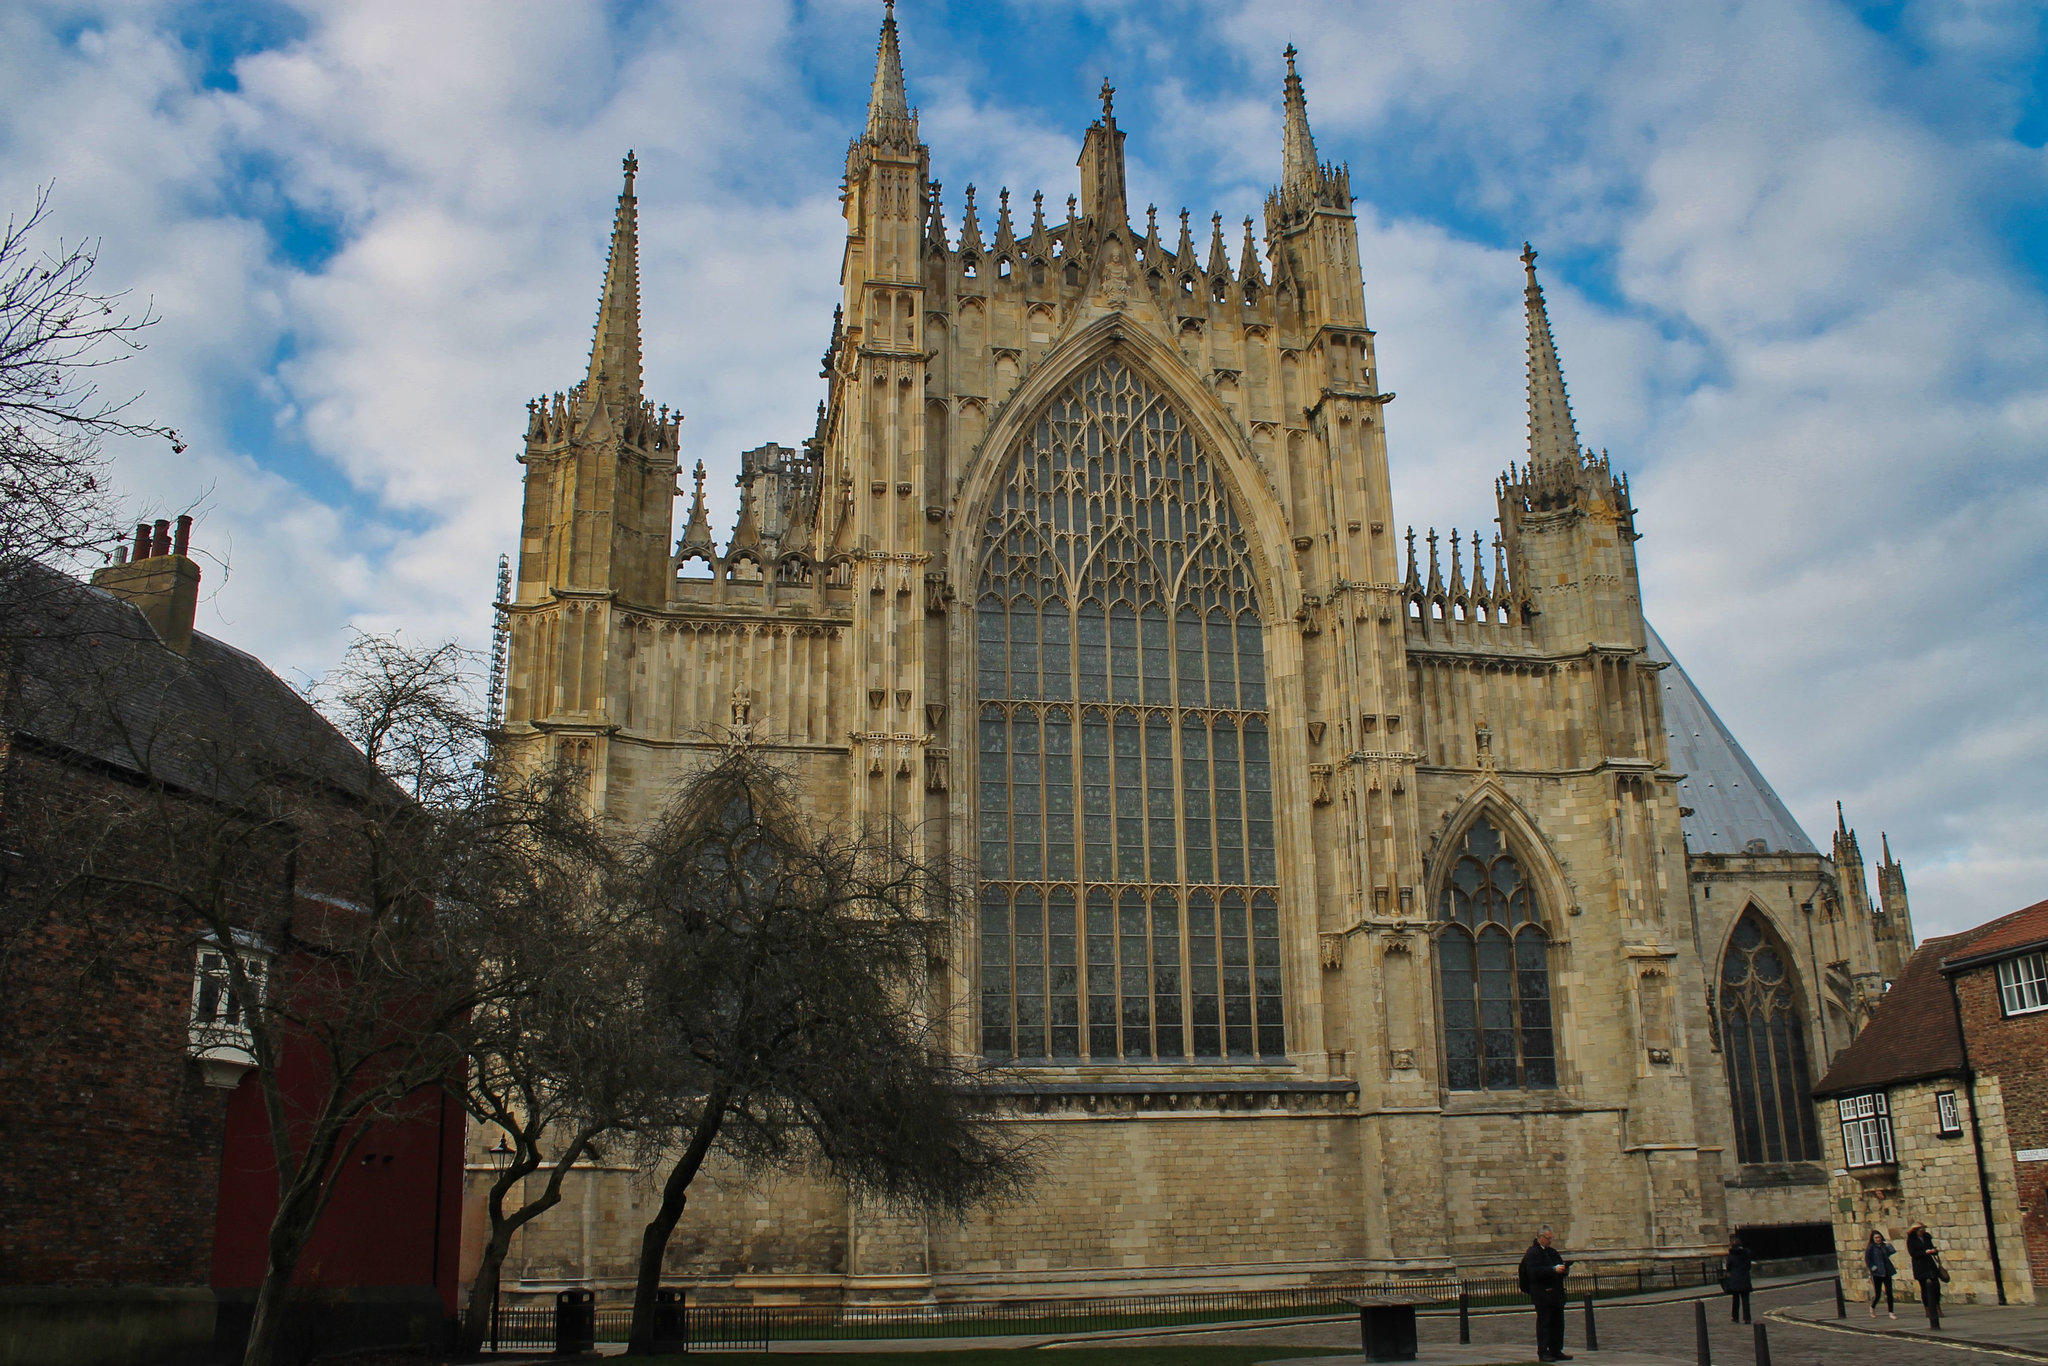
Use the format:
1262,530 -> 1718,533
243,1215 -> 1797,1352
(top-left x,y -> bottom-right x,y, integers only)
1813,897 -> 2048,1306
0,532 -> 462,1366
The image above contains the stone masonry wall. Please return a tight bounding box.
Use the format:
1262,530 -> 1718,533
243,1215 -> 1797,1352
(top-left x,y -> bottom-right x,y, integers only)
1825,1076 -> 2033,1305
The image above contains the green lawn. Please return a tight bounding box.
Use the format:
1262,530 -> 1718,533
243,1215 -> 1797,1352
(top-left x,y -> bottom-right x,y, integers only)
628,1348 -> 1356,1365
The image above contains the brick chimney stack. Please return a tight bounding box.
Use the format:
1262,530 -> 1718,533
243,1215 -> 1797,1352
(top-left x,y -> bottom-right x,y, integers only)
92,515 -> 201,654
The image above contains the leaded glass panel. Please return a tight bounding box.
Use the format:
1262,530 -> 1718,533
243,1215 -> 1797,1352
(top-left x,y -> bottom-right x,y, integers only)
1720,910 -> 1822,1162
976,359 -> 1283,1064
1436,817 -> 1556,1091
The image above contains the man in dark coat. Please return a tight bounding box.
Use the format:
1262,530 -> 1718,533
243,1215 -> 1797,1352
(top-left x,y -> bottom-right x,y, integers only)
1518,1224 -> 1574,1362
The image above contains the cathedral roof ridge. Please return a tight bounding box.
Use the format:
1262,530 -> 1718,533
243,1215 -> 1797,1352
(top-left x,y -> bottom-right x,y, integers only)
1645,621 -> 1818,857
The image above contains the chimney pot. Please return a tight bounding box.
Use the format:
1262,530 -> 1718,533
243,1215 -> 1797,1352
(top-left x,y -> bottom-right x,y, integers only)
132,524 -> 151,562
151,520 -> 171,558
173,515 -> 192,557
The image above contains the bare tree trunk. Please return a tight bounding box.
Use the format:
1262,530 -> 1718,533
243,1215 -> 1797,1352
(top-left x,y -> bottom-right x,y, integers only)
626,1094 -> 728,1355
456,1137 -> 594,1354
241,1192 -> 321,1366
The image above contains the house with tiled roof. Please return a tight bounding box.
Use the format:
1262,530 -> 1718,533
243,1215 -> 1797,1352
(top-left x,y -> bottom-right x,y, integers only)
1813,897 -> 2048,1306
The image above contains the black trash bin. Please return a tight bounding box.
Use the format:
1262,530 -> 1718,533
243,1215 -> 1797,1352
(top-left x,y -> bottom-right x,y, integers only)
652,1289 -> 688,1353
554,1289 -> 596,1355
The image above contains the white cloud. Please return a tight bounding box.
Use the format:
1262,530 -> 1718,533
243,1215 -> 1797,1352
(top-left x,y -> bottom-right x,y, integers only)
2,0 -> 2042,939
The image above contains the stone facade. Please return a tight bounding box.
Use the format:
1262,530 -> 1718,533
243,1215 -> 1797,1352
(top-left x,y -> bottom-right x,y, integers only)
482,13 -> 1911,1304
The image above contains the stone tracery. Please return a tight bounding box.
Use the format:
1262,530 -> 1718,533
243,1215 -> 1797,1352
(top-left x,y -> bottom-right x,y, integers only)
975,358 -> 1283,1063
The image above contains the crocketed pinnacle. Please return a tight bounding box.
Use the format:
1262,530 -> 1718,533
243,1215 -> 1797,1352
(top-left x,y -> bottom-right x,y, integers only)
1281,44 -> 1321,202
1521,243 -> 1580,471
864,0 -> 913,143
679,461 -> 715,554
586,151 -> 644,406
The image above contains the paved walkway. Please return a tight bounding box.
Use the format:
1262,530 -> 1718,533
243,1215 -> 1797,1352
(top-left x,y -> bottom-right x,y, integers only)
1775,1295 -> 2048,1360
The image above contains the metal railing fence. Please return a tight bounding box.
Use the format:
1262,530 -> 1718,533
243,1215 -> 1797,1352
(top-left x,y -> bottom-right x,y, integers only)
486,1257 -> 1770,1352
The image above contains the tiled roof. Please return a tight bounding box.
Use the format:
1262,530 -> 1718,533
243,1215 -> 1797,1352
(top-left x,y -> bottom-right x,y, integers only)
1812,932 -> 1972,1097
1940,899 -> 2048,970
1814,897 -> 2048,1098
3,562 -> 372,802
1644,624 -> 1818,857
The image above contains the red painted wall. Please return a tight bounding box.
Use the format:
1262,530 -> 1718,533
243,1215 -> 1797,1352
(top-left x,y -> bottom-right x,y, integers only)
211,1050 -> 463,1313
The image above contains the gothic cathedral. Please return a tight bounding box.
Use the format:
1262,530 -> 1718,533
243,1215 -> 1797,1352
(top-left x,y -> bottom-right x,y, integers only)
494,9 -> 1915,1297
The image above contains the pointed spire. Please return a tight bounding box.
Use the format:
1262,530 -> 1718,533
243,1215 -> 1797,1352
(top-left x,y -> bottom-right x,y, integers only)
924,180 -> 948,254
1426,528 -> 1443,598
679,461 -> 715,554
586,151 -> 644,406
1174,208 -> 1195,267
865,0 -> 912,143
1281,44 -> 1322,202
960,184 -> 985,255
1078,75 -> 1129,231
1521,243 -> 1581,471
994,187 -> 1017,256
1404,527 -> 1421,593
1470,530 -> 1489,602
1207,212 -> 1231,279
729,472 -> 763,554
1027,190 -> 1048,253
1144,204 -> 1161,261
1239,217 -> 1265,287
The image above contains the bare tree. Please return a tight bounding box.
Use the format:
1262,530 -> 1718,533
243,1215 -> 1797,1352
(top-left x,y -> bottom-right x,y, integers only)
0,185 -> 181,581
449,767 -> 651,1355
617,749 -> 1039,1354
1,613 -> 600,1366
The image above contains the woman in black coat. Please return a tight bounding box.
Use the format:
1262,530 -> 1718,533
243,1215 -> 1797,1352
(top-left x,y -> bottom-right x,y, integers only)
1906,1221 -> 1943,1328
1724,1235 -> 1754,1324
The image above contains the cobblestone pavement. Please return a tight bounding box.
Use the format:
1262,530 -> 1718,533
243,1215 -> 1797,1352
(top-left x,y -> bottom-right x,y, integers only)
1100,1281 -> 2035,1364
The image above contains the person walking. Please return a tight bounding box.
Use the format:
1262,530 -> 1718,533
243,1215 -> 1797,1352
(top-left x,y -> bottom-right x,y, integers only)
1906,1220 -> 1944,1329
1864,1229 -> 1898,1319
1723,1233 -> 1754,1323
1518,1224 -> 1574,1362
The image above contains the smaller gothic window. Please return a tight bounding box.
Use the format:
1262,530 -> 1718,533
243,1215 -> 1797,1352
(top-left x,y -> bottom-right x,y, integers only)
1437,817 -> 1555,1091
1721,910 -> 1823,1163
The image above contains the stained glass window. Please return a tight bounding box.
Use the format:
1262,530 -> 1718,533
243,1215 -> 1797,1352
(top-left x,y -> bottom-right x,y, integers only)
1721,911 -> 1822,1162
977,359 -> 1283,1064
1436,817 -> 1556,1090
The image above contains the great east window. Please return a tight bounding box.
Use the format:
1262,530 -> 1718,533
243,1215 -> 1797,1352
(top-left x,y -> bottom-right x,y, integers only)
1435,817 -> 1557,1090
975,359 -> 1283,1064
1721,910 -> 1823,1163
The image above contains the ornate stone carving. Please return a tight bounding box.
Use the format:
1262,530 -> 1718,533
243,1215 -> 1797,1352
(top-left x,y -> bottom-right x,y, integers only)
1390,1048 -> 1417,1071
1309,762 -> 1333,806
1307,720 -> 1326,746
1319,933 -> 1343,970
924,747 -> 950,792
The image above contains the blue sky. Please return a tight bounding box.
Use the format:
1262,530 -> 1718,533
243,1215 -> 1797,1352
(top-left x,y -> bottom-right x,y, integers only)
3,0 -> 2045,939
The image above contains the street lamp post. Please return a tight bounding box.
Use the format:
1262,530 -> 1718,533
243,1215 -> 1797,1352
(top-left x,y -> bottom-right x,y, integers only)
488,1135 -> 512,1352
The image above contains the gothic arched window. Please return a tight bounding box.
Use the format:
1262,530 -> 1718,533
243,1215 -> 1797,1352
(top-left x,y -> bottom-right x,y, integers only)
1436,817 -> 1556,1090
1721,910 -> 1822,1162
976,359 -> 1282,1064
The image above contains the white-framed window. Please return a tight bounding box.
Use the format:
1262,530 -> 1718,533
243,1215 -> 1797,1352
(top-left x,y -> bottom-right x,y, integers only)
189,937 -> 268,1077
1839,1091 -> 1896,1168
1936,1089 -> 1964,1138
1997,952 -> 2048,1016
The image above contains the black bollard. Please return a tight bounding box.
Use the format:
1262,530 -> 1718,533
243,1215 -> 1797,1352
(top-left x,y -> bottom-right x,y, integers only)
1693,1297 -> 1710,1366
1753,1319 -> 1772,1366
1583,1292 -> 1599,1352
1834,1276 -> 1845,1318
1458,1290 -> 1470,1345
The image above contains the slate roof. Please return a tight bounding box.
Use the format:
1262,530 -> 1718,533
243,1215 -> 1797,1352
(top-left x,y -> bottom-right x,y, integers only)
1813,899 -> 2048,1098
1811,932 -> 1971,1097
1644,623 -> 1818,857
2,562 -> 372,802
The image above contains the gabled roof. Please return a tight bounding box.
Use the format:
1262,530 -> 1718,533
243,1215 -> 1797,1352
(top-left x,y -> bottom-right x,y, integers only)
2,562 -> 372,803
1812,931 -> 1971,1097
1940,899 -> 2048,971
1813,898 -> 2048,1098
1644,623 -> 1818,857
